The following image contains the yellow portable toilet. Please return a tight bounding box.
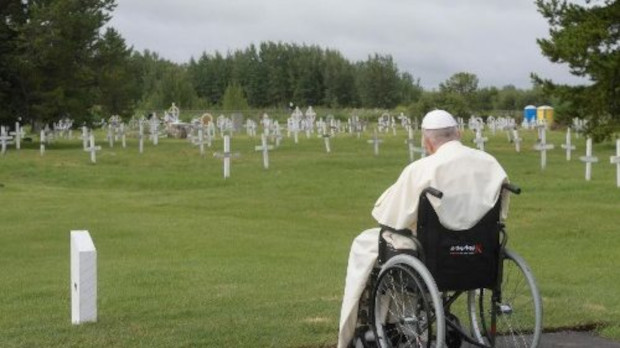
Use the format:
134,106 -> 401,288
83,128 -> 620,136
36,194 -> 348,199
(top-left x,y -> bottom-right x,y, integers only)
537,105 -> 554,124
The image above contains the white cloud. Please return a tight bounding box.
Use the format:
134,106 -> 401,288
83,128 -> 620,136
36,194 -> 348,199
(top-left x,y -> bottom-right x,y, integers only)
107,0 -> 587,89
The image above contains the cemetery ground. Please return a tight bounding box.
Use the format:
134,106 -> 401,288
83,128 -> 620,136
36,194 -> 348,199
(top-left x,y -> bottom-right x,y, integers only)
0,128 -> 619,347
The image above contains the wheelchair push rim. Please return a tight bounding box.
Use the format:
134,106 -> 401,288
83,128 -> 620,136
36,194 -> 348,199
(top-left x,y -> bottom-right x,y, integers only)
467,248 -> 543,348
372,254 -> 445,348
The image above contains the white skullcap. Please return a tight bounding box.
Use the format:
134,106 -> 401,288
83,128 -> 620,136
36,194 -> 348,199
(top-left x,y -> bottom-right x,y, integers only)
421,110 -> 457,129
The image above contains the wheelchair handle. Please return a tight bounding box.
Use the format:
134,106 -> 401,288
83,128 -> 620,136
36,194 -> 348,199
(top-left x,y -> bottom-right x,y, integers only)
422,187 -> 443,199
502,183 -> 521,195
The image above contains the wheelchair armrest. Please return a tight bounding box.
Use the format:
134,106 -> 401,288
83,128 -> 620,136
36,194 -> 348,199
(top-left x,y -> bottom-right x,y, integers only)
422,187 -> 443,199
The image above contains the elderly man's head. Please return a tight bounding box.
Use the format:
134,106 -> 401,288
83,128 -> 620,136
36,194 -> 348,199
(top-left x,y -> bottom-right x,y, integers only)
421,110 -> 461,154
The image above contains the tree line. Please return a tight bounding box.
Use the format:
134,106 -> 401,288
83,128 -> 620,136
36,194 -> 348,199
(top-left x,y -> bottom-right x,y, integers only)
0,0 -> 616,139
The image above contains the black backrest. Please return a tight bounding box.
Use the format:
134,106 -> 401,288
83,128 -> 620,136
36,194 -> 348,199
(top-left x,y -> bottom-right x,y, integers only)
416,190 -> 503,291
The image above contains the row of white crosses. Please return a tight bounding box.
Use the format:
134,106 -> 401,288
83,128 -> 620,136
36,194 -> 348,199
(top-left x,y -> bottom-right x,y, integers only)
54,117 -> 74,139
216,115 -> 234,136
348,115 -> 365,138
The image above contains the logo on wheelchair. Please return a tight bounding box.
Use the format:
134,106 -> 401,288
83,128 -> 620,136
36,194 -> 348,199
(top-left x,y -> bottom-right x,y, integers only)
449,243 -> 483,255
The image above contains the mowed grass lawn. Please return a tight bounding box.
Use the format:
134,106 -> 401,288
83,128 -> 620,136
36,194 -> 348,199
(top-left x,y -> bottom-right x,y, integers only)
0,127 -> 619,347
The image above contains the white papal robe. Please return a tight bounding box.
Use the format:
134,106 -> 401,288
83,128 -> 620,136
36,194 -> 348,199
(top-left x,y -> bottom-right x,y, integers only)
338,140 -> 509,348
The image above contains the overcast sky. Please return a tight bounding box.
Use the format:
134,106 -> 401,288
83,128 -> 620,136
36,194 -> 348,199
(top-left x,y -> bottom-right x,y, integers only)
107,0 -> 587,90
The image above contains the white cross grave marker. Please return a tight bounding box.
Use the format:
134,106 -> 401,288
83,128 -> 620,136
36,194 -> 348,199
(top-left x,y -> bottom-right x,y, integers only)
70,230 -> 97,324
512,129 -> 522,153
579,137 -> 598,181
560,128 -> 576,161
473,128 -> 488,152
321,123 -> 332,153
255,133 -> 274,169
193,128 -> 206,156
610,139 -> 620,188
214,135 -> 240,179
414,132 -> 427,159
9,122 -> 24,150
0,126 -> 13,155
84,134 -> 101,164
272,121 -> 282,147
120,123 -> 126,148
107,124 -> 114,148
150,119 -> 159,145
40,130 -> 45,156
404,126 -> 416,162
367,129 -> 383,156
81,126 -> 89,150
533,126 -> 554,170
139,121 -> 144,154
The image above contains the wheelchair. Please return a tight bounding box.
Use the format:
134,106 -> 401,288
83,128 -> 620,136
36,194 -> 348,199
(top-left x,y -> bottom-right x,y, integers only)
352,184 -> 543,348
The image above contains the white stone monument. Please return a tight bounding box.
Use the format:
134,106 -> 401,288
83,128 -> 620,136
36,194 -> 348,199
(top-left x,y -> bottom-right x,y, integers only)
70,230 -> 97,324
579,137 -> 598,181
610,139 -> 620,188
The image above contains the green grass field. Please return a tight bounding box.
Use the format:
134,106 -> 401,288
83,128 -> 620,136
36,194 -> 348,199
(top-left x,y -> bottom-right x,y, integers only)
1,126 -> 619,347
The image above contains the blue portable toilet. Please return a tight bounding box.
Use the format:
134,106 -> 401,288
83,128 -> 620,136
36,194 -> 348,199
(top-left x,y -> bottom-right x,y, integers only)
524,105 -> 537,123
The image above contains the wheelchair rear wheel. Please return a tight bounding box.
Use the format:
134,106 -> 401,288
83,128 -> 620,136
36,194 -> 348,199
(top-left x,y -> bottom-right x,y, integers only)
467,248 -> 543,347
372,255 -> 445,348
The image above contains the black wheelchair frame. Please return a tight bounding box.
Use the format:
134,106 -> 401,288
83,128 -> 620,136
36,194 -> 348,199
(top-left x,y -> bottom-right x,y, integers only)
352,183 -> 541,348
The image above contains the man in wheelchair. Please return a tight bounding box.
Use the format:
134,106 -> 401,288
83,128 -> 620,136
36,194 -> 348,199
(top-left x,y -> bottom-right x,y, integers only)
338,110 -> 514,348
